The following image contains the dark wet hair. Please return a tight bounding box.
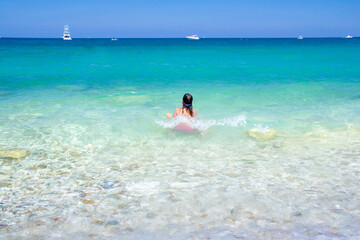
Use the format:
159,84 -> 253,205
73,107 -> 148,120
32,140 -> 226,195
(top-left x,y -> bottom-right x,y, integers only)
182,93 -> 194,117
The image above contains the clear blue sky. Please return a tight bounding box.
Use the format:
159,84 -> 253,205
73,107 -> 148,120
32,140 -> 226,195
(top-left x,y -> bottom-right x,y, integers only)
0,0 -> 359,38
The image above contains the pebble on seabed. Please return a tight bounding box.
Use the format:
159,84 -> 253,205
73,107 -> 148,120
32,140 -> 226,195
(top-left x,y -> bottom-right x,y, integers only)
101,181 -> 114,189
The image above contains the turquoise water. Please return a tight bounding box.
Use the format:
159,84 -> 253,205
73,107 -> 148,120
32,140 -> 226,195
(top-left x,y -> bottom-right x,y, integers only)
1,38 -> 360,239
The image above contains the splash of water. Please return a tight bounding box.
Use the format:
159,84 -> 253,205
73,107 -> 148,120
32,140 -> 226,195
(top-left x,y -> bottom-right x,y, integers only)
253,123 -> 271,134
155,115 -> 247,131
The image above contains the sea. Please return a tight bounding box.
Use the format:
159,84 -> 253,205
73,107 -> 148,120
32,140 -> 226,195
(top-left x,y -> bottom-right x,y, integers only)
0,38 -> 359,239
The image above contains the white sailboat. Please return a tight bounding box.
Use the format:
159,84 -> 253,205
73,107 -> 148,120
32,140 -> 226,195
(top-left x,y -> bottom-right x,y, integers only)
186,35 -> 199,40
62,25 -> 72,40
345,35 -> 353,39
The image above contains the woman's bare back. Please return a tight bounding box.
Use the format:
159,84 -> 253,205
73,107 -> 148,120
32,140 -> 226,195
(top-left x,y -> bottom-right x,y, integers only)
173,108 -> 197,118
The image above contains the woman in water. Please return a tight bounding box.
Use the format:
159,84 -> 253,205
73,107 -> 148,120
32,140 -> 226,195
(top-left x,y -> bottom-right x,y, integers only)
166,93 -> 197,118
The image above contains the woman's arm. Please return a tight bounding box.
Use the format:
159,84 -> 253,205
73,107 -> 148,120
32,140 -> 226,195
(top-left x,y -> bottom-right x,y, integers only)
166,109 -> 180,118
173,109 -> 179,118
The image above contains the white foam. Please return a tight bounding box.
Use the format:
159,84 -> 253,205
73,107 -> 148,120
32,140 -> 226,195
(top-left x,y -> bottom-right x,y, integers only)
155,115 -> 247,131
253,124 -> 270,133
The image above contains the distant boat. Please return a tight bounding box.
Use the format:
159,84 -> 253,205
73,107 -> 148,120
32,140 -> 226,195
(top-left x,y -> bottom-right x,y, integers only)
345,35 -> 353,39
297,36 -> 303,40
111,38 -> 118,41
186,35 -> 199,40
62,25 -> 72,40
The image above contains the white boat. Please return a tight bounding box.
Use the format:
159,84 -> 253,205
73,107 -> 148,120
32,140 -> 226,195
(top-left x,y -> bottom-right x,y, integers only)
345,35 -> 353,39
297,36 -> 303,40
62,25 -> 72,40
186,35 -> 199,40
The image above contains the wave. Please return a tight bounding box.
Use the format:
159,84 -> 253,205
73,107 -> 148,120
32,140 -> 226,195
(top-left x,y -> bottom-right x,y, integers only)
155,115 -> 247,131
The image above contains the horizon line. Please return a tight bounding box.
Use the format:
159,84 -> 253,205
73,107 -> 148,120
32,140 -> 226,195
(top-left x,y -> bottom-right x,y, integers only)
0,36 -> 358,39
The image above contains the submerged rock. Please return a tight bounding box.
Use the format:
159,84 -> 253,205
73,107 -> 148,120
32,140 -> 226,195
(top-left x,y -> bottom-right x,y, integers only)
246,128 -> 277,141
0,91 -> 12,96
0,149 -> 30,159
101,181 -> 114,189
56,85 -> 87,91
106,220 -> 119,225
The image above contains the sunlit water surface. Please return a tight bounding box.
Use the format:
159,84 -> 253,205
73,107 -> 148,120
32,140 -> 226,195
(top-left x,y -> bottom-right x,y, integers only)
0,38 -> 360,239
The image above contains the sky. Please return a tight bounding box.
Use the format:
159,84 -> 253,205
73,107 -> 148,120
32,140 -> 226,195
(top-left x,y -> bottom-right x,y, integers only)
0,0 -> 359,38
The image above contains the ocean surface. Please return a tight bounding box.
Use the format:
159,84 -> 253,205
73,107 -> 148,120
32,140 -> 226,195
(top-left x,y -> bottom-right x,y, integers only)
0,38 -> 360,239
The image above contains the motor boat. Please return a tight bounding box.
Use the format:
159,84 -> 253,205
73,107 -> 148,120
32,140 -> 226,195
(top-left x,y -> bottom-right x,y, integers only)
62,25 -> 72,40
186,35 -> 199,40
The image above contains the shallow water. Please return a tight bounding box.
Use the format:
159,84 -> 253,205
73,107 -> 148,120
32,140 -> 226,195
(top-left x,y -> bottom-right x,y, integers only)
0,38 -> 360,239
